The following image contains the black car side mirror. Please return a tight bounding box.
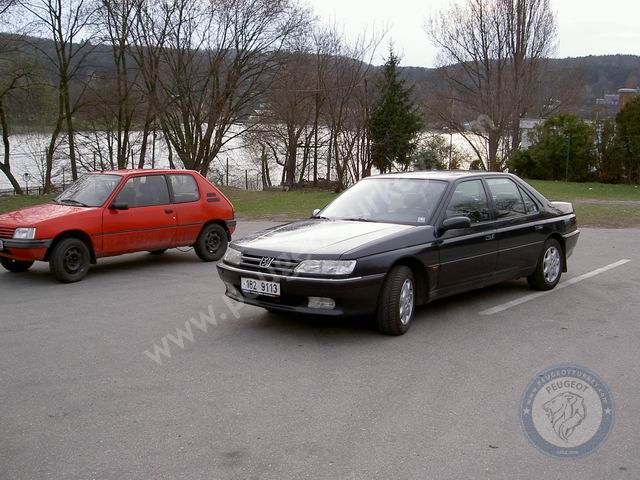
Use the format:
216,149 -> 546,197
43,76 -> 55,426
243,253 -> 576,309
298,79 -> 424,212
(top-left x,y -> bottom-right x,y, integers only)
109,202 -> 129,211
441,216 -> 471,232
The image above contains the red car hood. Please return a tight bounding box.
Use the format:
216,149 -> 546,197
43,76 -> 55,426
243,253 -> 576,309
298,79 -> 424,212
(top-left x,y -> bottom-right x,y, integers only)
0,202 -> 89,227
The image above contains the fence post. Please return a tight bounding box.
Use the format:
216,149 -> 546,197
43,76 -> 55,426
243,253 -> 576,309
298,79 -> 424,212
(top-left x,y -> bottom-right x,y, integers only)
245,170 -> 248,190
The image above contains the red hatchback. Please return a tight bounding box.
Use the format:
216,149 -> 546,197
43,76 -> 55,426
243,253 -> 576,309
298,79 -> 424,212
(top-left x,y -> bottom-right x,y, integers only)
0,170 -> 235,283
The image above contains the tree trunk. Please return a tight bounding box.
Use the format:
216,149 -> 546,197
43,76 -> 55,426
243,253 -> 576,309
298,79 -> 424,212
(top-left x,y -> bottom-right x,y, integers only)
260,146 -> 271,189
44,92 -> 66,194
284,125 -> 297,188
326,129 -> 333,182
313,92 -> 319,186
138,108 -> 154,169
61,76 -> 78,179
0,100 -> 23,194
488,133 -> 501,172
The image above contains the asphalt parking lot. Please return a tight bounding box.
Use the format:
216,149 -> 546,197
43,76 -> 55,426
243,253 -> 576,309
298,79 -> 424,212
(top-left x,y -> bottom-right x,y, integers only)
1,222 -> 639,480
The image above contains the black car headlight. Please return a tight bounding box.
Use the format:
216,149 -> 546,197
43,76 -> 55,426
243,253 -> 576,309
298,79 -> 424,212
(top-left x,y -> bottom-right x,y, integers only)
294,260 -> 356,275
223,247 -> 242,265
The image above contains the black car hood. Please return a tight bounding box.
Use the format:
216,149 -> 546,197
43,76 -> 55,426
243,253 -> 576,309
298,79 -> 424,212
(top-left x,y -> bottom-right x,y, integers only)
233,219 -> 429,258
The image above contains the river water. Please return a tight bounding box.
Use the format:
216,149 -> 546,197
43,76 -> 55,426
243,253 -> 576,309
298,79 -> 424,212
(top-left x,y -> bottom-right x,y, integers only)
0,130 -> 481,192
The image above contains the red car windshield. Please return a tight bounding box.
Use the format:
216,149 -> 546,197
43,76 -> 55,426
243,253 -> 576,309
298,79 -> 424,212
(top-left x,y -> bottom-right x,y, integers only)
55,174 -> 122,207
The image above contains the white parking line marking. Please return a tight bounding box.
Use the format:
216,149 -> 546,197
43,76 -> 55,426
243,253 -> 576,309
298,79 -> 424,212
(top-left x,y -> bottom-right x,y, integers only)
479,259 -> 632,316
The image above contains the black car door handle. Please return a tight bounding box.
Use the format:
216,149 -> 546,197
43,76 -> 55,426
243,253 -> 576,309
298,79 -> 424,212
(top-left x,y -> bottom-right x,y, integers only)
485,233 -> 495,241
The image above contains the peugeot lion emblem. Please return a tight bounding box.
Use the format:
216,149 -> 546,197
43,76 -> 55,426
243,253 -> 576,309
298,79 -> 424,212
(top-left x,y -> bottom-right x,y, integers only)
259,257 -> 275,268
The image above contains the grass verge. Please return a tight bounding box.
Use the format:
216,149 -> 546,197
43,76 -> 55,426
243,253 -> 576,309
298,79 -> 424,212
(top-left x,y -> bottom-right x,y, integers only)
220,187 -> 336,220
528,179 -> 640,201
1,182 -> 638,228
0,195 -> 54,214
573,203 -> 640,228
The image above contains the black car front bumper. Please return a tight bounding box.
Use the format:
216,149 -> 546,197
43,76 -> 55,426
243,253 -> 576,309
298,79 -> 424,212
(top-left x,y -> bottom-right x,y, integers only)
216,263 -> 386,316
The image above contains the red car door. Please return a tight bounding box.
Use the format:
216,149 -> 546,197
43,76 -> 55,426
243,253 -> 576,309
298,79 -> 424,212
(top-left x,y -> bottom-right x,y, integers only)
102,174 -> 177,255
167,173 -> 205,246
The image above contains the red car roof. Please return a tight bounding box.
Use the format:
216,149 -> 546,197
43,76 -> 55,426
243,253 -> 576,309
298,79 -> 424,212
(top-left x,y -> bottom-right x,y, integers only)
93,169 -> 198,176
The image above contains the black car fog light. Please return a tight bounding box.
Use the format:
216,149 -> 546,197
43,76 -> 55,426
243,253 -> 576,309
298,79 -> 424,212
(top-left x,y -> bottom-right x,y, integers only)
308,297 -> 336,310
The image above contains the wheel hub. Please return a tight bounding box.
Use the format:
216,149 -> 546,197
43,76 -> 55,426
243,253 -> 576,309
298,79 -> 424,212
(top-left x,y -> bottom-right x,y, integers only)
543,246 -> 561,283
399,278 -> 414,325
205,232 -> 221,254
63,247 -> 83,274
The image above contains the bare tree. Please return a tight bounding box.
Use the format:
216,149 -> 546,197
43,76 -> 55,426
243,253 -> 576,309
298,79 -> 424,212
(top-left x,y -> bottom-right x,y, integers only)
19,0 -> 97,190
426,0 -> 557,171
0,64 -> 31,193
320,26 -> 381,188
94,0 -> 139,169
0,0 -> 29,192
260,36 -> 318,188
503,0 -> 556,151
132,0 -> 310,176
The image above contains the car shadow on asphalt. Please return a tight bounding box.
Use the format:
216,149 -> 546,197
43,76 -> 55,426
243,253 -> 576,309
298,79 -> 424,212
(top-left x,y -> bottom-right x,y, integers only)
0,250 -> 207,285
250,279 -> 533,339
87,250 -> 205,275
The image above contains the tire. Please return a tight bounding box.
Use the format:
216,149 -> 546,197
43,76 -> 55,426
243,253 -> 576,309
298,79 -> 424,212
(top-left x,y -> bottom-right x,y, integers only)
149,249 -> 168,255
527,238 -> 563,291
49,238 -> 91,283
0,257 -> 34,273
376,265 -> 416,336
194,224 -> 228,262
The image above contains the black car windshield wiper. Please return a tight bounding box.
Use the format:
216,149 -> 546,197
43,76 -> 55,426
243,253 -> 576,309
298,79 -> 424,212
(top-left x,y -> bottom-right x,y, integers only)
58,198 -> 89,207
342,217 -> 376,223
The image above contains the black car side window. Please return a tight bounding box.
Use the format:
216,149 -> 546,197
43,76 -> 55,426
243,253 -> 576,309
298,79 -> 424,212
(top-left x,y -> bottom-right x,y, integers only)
486,178 -> 527,219
519,187 -> 539,214
445,180 -> 490,224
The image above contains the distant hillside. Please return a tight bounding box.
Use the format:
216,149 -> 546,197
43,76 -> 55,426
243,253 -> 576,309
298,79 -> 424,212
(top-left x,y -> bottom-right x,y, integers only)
401,54 -> 640,118
1,33 -> 639,123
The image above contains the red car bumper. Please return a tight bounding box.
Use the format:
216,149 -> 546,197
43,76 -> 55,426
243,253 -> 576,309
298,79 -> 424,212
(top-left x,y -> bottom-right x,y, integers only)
0,238 -> 51,261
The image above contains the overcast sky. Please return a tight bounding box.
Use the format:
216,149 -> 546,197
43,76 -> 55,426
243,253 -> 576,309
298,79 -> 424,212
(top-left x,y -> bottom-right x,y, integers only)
308,0 -> 640,67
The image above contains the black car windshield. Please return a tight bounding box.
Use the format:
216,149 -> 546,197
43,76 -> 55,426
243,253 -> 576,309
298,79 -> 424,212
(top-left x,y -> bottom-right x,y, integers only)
320,178 -> 448,225
55,174 -> 122,207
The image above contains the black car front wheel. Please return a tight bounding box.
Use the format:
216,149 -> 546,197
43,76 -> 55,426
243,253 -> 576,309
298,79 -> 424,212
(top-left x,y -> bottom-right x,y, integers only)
49,238 -> 91,283
376,265 -> 415,336
194,224 -> 228,262
0,257 -> 34,273
528,238 -> 563,291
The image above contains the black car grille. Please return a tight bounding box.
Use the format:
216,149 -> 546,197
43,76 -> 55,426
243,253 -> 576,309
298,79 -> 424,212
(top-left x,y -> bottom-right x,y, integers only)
239,253 -> 300,276
0,226 -> 15,239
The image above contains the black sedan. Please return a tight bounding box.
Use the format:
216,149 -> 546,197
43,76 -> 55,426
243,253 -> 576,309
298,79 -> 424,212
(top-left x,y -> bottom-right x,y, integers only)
217,171 -> 580,335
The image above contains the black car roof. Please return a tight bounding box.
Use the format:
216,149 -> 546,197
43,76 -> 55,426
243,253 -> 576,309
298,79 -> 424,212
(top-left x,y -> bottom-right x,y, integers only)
370,170 -> 514,181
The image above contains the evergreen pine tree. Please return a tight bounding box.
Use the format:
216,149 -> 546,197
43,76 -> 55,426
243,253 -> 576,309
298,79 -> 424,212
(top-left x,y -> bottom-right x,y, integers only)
369,47 -> 423,173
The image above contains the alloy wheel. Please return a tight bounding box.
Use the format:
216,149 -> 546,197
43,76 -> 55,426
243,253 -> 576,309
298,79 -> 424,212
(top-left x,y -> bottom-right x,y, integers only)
543,246 -> 561,283
399,278 -> 414,325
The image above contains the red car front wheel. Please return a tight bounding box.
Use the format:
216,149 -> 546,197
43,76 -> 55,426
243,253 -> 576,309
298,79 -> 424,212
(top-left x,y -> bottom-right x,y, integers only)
0,257 -> 34,273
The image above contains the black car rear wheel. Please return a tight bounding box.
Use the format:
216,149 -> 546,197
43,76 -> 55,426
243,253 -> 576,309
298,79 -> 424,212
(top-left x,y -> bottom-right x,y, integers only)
49,238 -> 91,283
194,224 -> 228,262
527,238 -> 563,291
0,257 -> 34,273
376,265 -> 415,336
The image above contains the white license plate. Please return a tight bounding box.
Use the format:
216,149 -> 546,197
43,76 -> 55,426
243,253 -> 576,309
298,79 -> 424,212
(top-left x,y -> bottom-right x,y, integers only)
241,277 -> 280,297
0,239 -> 4,251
